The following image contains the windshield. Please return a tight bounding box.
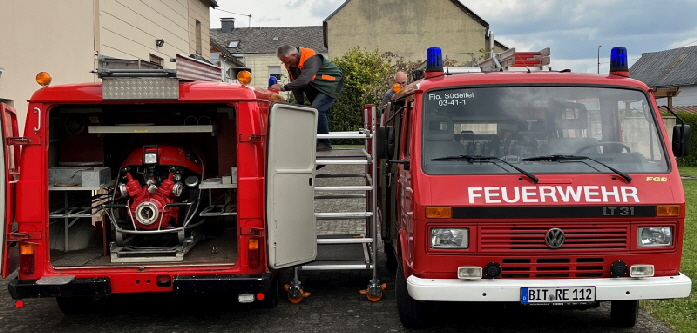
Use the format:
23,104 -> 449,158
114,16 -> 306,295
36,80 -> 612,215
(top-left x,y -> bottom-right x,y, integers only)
422,86 -> 668,175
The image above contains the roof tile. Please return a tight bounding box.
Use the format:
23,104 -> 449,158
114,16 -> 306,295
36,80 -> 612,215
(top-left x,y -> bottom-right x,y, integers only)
630,46 -> 697,87
210,26 -> 326,54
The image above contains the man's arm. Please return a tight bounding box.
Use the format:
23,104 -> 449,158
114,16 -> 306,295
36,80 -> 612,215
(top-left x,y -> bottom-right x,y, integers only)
284,56 -> 321,90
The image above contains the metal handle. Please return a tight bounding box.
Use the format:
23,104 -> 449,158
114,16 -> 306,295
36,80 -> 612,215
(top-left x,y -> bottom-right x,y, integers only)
33,107 -> 41,133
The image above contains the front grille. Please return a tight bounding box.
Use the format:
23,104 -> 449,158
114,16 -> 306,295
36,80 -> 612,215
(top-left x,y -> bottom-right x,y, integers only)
479,224 -> 629,253
501,257 -> 605,278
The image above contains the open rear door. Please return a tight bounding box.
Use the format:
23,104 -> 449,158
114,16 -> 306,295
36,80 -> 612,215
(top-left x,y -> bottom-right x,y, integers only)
266,103 -> 317,269
0,103 -> 20,277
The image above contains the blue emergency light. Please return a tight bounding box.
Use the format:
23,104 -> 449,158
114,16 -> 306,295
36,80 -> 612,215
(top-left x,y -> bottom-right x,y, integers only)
609,47 -> 629,74
426,47 -> 443,73
268,76 -> 278,87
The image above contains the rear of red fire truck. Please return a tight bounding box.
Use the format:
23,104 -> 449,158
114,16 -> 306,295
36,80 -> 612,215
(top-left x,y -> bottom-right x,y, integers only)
0,67 -> 319,313
378,47 -> 693,328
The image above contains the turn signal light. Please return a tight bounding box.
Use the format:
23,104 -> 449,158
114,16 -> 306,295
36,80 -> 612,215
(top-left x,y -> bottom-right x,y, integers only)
426,206 -> 452,219
237,71 -> 252,85
19,243 -> 35,274
36,72 -> 52,87
656,205 -> 679,217
392,83 -> 402,94
248,238 -> 260,268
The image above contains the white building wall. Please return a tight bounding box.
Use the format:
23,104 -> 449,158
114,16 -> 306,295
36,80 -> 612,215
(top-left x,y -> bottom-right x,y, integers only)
98,0 -> 190,69
188,0 -> 211,60
0,0 -> 96,130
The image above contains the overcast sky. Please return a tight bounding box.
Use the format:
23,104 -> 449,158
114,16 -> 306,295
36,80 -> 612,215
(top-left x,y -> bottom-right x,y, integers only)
210,0 -> 697,73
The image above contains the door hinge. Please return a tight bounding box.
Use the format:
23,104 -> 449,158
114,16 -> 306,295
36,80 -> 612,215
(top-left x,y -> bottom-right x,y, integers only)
239,227 -> 263,235
7,137 -> 40,146
8,231 -> 42,242
239,134 -> 265,142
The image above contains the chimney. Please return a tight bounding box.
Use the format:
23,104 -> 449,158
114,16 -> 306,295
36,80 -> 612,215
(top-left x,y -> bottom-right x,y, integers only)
221,17 -> 235,34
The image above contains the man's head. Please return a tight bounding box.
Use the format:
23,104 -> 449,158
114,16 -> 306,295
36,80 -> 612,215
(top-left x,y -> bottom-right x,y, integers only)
394,71 -> 407,86
277,45 -> 300,67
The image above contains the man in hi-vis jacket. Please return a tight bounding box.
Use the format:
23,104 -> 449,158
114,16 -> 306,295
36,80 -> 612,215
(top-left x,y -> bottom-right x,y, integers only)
271,45 -> 344,151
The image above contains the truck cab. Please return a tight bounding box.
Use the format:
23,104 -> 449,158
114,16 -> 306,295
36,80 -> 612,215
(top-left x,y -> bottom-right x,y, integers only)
379,47 -> 692,328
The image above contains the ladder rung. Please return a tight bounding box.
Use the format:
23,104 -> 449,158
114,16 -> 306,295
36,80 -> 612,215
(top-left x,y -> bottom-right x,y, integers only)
300,262 -> 373,271
317,132 -> 372,140
315,212 -> 373,219
316,159 -> 370,165
317,238 -> 373,244
315,173 -> 367,178
314,194 -> 366,199
315,186 -> 372,191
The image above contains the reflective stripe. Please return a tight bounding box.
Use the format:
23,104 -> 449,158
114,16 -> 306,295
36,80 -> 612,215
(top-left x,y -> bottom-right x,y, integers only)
320,75 -> 336,81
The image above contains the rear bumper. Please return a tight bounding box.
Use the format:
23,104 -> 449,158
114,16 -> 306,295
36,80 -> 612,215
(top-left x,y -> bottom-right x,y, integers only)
8,273 -> 273,299
8,277 -> 111,300
407,273 -> 692,302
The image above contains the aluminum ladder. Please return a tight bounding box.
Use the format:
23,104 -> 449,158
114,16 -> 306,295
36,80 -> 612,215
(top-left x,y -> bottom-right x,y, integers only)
285,105 -> 385,303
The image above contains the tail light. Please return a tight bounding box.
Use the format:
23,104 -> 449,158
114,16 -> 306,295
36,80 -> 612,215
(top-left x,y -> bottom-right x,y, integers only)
248,238 -> 260,268
19,242 -> 35,274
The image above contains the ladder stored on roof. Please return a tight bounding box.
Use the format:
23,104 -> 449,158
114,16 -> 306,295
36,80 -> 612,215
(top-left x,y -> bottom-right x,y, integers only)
285,105 -> 385,303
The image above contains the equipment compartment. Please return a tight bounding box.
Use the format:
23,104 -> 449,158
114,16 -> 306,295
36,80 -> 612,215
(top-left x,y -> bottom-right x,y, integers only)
47,103 -> 239,266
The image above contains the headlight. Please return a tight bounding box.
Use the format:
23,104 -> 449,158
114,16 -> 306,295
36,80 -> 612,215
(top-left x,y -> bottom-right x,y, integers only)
430,228 -> 468,249
638,227 -> 673,247
144,152 -> 158,164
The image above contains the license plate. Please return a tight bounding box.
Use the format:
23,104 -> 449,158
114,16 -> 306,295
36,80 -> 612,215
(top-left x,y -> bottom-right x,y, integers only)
521,286 -> 596,306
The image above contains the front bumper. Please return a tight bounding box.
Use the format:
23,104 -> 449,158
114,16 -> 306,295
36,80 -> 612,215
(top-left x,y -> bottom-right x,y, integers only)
407,273 -> 692,302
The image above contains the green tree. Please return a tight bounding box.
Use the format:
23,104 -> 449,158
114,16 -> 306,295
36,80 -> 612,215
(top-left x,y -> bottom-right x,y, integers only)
330,47 -> 392,136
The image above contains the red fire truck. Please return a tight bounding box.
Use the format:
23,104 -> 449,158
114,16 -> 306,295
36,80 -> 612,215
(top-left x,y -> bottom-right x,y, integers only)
377,46 -> 693,328
0,65 -> 326,312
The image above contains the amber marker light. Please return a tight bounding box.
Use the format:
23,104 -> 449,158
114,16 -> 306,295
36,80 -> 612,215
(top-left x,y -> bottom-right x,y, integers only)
426,206 -> 452,219
392,83 -> 402,94
656,205 -> 680,217
237,71 -> 252,85
36,72 -> 52,87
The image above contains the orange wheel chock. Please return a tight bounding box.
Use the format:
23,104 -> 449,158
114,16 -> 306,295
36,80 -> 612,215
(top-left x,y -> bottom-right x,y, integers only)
360,283 -> 387,302
285,284 -> 311,304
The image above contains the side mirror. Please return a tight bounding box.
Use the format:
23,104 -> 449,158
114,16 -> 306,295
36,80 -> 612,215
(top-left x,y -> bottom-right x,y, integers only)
376,126 -> 395,160
672,124 -> 692,158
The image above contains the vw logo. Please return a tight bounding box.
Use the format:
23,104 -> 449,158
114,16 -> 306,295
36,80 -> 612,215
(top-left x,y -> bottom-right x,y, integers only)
545,228 -> 565,248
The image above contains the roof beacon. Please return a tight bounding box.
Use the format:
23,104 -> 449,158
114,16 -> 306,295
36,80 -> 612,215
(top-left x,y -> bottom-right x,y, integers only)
609,47 -> 630,77
426,47 -> 444,78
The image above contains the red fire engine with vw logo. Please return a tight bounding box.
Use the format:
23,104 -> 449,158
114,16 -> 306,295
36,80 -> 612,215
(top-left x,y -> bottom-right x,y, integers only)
377,46 -> 692,328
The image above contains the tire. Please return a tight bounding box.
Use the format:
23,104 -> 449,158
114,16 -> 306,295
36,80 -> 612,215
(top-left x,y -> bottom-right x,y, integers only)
258,274 -> 280,309
384,242 -> 398,273
395,263 -> 431,328
610,300 -> 638,327
56,296 -> 95,314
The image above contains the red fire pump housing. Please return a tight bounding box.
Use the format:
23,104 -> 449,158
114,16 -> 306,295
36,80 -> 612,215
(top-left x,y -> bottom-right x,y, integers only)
119,145 -> 204,230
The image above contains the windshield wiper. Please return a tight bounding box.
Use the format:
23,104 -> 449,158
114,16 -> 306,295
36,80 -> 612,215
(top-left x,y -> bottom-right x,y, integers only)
432,155 -> 538,183
522,154 -> 632,182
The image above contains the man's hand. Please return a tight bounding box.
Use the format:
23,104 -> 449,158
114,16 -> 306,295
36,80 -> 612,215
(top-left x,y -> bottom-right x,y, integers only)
270,84 -> 284,91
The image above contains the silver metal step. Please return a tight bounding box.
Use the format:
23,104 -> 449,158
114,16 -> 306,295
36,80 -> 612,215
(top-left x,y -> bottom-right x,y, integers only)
315,185 -> 372,191
317,237 -> 373,244
316,159 -> 370,165
315,173 -> 367,178
315,212 -> 373,220
317,131 -> 372,140
314,194 -> 366,199
300,261 -> 373,270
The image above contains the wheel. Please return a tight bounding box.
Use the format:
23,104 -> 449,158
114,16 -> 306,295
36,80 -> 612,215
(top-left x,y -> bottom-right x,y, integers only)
395,263 -> 431,328
258,274 -> 280,308
384,242 -> 398,273
576,141 -> 631,154
610,300 -> 638,327
56,296 -> 95,314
